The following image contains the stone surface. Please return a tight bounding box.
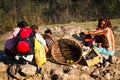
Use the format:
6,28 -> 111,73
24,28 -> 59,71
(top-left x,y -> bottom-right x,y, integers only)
104,73 -> 111,79
104,61 -> 110,67
0,62 -> 7,72
91,69 -> 100,77
80,74 -> 95,80
20,64 -> 37,76
110,56 -> 118,64
0,72 -> 8,80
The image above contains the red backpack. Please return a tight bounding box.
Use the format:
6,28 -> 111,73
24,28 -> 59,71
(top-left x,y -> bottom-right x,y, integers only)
16,27 -> 34,54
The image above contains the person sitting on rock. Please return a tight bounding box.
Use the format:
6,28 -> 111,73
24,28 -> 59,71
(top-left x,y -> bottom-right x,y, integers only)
84,18 -> 115,65
4,22 -> 22,58
15,21 -> 34,64
43,29 -> 54,57
31,25 -> 48,53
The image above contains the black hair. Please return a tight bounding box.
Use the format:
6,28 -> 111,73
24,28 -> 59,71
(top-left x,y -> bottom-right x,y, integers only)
30,25 -> 38,33
105,18 -> 112,28
17,21 -> 21,27
98,18 -> 106,28
44,29 -> 52,34
20,21 -> 28,28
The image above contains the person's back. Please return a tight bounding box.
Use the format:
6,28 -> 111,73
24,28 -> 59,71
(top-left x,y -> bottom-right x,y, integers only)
15,21 -> 34,64
16,27 -> 33,53
31,25 -> 48,52
104,18 -> 115,51
4,22 -> 21,57
105,28 -> 115,51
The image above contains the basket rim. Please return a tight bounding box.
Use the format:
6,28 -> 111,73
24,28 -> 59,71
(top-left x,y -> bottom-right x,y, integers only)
51,38 -> 83,65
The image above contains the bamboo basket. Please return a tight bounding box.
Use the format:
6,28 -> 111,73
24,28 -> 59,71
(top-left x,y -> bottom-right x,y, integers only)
51,38 -> 83,65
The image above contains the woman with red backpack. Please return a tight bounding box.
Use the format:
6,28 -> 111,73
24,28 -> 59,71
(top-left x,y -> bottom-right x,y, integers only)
14,21 -> 35,64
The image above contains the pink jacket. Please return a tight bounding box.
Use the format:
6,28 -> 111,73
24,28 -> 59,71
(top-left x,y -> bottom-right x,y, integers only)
4,27 -> 20,49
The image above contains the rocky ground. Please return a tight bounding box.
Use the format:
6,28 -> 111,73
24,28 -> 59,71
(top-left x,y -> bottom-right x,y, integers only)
0,23 -> 120,80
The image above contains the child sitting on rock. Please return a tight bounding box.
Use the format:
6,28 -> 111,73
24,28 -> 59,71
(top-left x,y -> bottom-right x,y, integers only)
31,25 -> 48,52
43,29 -> 54,57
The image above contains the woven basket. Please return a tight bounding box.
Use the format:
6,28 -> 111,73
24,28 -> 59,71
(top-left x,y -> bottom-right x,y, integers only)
51,38 -> 83,65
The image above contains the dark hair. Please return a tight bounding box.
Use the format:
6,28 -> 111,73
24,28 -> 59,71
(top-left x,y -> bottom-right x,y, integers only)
30,25 -> 38,32
105,18 -> 112,28
44,29 -> 52,34
20,21 -> 28,28
98,18 -> 106,28
17,21 -> 21,27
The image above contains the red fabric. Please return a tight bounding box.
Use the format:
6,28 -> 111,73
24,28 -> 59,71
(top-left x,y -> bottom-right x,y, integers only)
85,38 -> 94,42
20,27 -> 32,38
17,41 -> 30,53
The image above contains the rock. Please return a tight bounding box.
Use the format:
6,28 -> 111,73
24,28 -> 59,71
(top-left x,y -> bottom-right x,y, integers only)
116,59 -> 120,64
70,64 -> 78,68
0,72 -> 8,80
67,74 -> 79,80
69,68 -> 82,76
41,61 -> 63,80
80,74 -> 95,80
9,64 -> 18,76
59,73 -> 69,80
63,67 -> 71,73
82,66 -> 89,72
9,64 -> 24,80
25,74 -> 42,80
104,73 -> 111,79
62,26 -> 82,38
113,25 -> 120,31
109,56 -> 118,64
0,62 -> 7,72
20,64 -> 37,76
110,69 -> 120,79
43,74 -> 51,80
51,74 -> 59,80
104,61 -> 110,67
91,69 -> 100,77
113,71 -> 120,80
70,22 -> 77,25
50,69 -> 56,75
41,61 -> 59,71
52,67 -> 81,80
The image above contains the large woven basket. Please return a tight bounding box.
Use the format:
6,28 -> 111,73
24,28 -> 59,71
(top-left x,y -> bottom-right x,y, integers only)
51,39 -> 83,65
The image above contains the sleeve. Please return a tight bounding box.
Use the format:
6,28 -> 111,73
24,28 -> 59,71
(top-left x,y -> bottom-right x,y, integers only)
12,28 -> 20,37
35,33 -> 46,46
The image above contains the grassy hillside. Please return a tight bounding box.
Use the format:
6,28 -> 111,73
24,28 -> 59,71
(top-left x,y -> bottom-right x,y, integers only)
0,18 -> 120,51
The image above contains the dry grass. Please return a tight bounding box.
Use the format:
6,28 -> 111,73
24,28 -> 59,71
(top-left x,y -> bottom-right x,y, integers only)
0,37 -> 6,51
0,32 -> 11,51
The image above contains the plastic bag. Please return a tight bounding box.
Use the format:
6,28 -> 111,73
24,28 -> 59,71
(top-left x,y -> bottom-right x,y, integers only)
34,37 -> 46,67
